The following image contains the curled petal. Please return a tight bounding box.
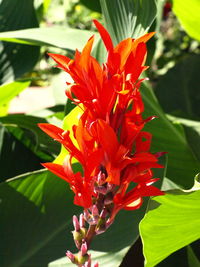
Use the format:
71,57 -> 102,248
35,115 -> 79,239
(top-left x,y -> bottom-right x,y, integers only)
38,123 -> 64,141
93,19 -> 114,53
42,162 -> 70,183
48,53 -> 71,71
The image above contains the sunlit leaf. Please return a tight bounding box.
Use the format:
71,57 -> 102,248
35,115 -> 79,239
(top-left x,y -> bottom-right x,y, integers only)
142,83 -> 200,189
140,173 -> 200,267
100,0 -> 157,45
172,0 -> 200,41
0,0 -> 40,84
0,80 -> 30,116
155,55 -> 200,119
0,27 -> 96,50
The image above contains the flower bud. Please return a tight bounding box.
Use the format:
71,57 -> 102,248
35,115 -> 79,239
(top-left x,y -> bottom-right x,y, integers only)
73,215 -> 80,231
80,241 -> 88,256
66,250 -> 75,263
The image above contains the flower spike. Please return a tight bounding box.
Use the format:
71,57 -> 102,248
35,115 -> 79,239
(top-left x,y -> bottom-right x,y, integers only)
40,20 -> 164,267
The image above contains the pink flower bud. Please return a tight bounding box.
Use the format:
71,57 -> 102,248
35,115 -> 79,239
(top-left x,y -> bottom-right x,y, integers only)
79,213 -> 85,228
84,255 -> 91,267
81,241 -> 88,256
91,205 -> 99,216
73,215 -> 80,231
84,209 -> 90,221
66,250 -> 75,262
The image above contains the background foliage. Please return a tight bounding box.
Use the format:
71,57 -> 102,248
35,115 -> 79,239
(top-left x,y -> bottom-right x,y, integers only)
0,0 -> 199,266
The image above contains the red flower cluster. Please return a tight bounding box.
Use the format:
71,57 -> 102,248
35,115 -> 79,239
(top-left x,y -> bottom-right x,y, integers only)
39,20 -> 164,222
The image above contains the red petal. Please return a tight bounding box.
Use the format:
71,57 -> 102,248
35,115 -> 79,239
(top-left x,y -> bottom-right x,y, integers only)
79,35 -> 94,70
91,119 -> 119,159
114,38 -> 132,70
42,162 -> 70,183
137,185 -> 164,197
134,32 -> 155,45
131,152 -> 158,163
85,149 -> 104,176
136,132 -> 152,152
93,19 -> 114,52
48,53 -> 71,71
38,123 -> 64,141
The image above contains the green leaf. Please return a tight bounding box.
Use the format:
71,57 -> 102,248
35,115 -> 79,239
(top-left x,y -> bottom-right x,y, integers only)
0,80 -> 30,116
167,115 -> 200,162
100,0 -> 157,44
141,82 -> 200,189
43,0 -> 51,13
0,114 -> 60,161
80,0 -> 101,12
0,0 -> 40,84
187,245 -> 200,267
0,124 -> 42,181
0,169 -> 81,267
155,55 -> 200,119
0,27 -> 95,50
172,0 -> 200,41
139,173 -> 200,267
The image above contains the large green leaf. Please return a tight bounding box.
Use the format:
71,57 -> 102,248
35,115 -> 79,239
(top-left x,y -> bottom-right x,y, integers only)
0,114 -> 60,161
187,245 -> 200,267
0,80 -> 30,116
167,115 -> 200,162
0,124 -> 42,181
0,27 -> 95,50
0,169 -> 81,267
155,54 -> 200,119
100,0 -> 157,44
0,0 -> 40,84
139,174 -> 200,267
172,0 -> 200,41
80,0 -> 101,12
141,83 -> 200,188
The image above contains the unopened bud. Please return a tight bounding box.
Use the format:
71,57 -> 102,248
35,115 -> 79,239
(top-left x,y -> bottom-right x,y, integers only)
84,209 -> 90,221
83,255 -> 91,267
79,213 -> 85,228
77,252 -> 90,265
72,227 -> 87,243
81,241 -> 88,256
66,250 -> 75,263
91,205 -> 99,216
96,218 -> 106,235
73,215 -> 80,231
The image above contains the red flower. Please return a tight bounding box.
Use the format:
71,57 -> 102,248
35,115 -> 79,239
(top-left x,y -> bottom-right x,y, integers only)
39,20 -> 164,216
